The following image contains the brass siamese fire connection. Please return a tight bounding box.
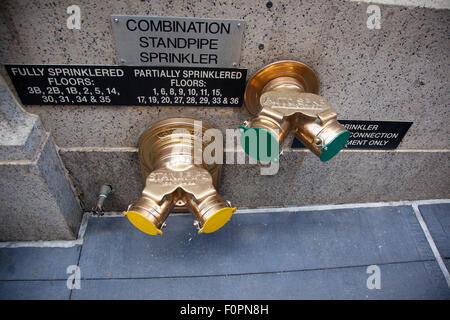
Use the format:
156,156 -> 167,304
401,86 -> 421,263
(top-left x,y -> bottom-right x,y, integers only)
239,61 -> 350,162
124,118 -> 236,236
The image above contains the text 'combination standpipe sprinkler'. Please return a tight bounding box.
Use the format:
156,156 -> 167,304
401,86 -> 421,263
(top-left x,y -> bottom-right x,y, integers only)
239,61 -> 350,162
124,118 -> 236,236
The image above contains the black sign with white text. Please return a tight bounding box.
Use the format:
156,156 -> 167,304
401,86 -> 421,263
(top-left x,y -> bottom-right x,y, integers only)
291,120 -> 412,150
5,64 -> 246,107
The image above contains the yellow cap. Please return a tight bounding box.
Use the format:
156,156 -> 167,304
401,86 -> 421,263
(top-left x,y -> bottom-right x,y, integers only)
123,211 -> 163,236
198,207 -> 236,234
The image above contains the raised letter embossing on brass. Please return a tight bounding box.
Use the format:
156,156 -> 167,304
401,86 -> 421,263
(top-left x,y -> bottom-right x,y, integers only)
260,92 -> 329,116
148,171 -> 211,186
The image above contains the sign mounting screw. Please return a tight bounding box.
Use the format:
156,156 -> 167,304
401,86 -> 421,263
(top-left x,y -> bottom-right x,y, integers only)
114,18 -> 119,23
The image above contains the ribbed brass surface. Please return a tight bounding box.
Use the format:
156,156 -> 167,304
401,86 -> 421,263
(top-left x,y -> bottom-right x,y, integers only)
138,118 -> 221,188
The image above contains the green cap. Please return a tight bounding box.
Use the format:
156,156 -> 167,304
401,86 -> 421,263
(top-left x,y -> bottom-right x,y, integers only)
319,130 -> 350,162
238,125 -> 280,162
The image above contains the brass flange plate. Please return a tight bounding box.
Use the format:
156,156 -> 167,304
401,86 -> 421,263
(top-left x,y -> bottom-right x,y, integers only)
138,117 -> 221,187
244,60 -> 319,115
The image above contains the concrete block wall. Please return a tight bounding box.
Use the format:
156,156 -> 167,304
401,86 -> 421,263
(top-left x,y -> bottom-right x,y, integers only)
0,76 -> 82,241
0,0 -> 449,214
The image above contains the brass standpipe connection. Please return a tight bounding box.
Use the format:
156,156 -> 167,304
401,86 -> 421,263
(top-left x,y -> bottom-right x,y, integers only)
124,118 -> 236,236
239,61 -> 350,162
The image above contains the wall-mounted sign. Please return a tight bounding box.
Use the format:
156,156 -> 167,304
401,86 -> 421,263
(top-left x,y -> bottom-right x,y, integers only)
291,120 -> 412,149
5,65 -> 246,107
111,15 -> 245,68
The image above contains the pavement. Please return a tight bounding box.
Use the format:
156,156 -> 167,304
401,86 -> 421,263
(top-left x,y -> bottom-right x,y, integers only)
0,201 -> 449,299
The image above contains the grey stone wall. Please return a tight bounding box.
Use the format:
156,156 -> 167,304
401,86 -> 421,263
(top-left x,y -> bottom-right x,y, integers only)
0,76 -> 82,241
0,0 -> 449,213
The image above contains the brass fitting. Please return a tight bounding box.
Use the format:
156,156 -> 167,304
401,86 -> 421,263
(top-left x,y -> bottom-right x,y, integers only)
239,61 -> 350,162
124,118 -> 236,236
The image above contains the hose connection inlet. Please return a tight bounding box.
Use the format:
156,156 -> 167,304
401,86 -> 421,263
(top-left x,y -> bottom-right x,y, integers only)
124,118 -> 236,236
240,60 -> 350,162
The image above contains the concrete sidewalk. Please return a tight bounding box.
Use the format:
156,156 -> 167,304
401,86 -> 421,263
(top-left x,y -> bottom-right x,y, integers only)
0,201 -> 449,299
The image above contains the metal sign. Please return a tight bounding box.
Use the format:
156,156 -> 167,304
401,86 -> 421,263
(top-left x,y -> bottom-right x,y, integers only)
5,64 -> 247,107
110,15 -> 245,68
291,120 -> 412,150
